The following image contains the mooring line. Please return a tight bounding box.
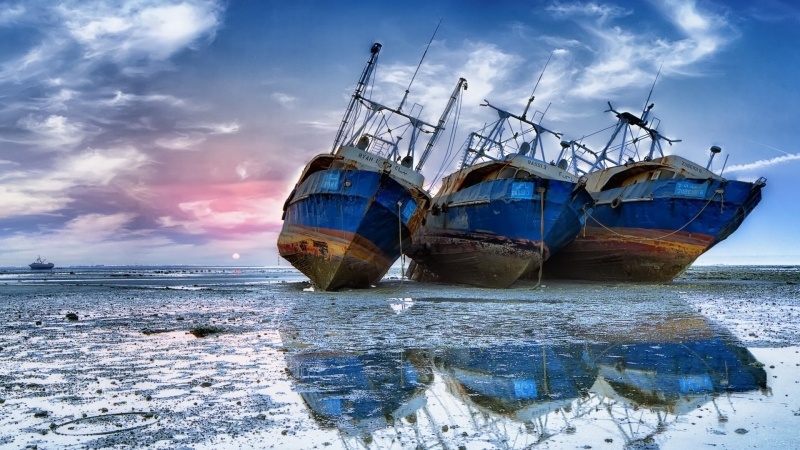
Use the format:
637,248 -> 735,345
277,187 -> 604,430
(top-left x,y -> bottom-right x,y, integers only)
582,191 -> 721,242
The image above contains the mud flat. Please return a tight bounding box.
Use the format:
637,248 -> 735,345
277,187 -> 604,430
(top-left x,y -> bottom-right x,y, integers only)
0,265 -> 798,449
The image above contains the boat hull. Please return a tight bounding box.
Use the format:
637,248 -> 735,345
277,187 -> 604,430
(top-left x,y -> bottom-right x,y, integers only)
278,166 -> 427,290
407,177 -> 592,288
544,178 -> 763,282
407,230 -> 543,288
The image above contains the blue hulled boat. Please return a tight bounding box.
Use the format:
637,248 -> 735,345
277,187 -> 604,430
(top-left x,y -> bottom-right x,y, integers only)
278,43 -> 467,290
406,99 -> 594,288
543,103 -> 766,282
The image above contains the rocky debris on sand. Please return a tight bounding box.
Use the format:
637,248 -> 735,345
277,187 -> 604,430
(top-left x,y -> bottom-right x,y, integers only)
141,328 -> 174,335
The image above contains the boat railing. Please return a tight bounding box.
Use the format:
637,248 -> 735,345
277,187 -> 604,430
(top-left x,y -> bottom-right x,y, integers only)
460,132 -> 506,167
358,133 -> 399,161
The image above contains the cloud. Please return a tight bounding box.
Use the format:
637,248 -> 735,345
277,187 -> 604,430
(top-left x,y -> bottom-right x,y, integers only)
153,121 -> 239,150
159,196 -> 278,236
42,88 -> 78,112
653,0 -> 735,68
62,212 -> 138,241
204,122 -> 240,134
0,4 -> 25,24
17,114 -> 87,149
549,0 -> 736,99
152,181 -> 287,238
108,90 -> 186,108
744,1 -> 800,23
154,133 -> 206,151
546,1 -> 632,22
0,145 -> 151,219
60,0 -> 223,62
724,153 -> 800,173
56,146 -> 151,185
0,182 -> 71,218
272,92 -> 297,108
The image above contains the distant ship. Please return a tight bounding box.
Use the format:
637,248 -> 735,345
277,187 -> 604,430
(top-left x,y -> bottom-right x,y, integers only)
277,42 -> 467,290
405,97 -> 594,288
542,102 -> 766,282
29,256 -> 54,270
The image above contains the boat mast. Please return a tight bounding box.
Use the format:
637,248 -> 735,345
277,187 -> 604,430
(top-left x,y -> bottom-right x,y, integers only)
415,77 -> 468,171
483,100 -> 562,159
330,43 -> 382,154
398,19 -> 441,113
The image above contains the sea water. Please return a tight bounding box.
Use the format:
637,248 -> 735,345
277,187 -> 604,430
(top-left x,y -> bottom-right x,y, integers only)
0,265 -> 798,449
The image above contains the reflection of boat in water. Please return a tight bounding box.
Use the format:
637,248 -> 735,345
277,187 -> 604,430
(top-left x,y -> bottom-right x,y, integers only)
438,320 -> 766,445
279,297 -> 768,448
285,349 -> 433,437
440,344 -> 596,421
29,256 -> 54,270
405,96 -> 593,288
543,102 -> 766,282
591,338 -> 767,415
277,42 -> 467,290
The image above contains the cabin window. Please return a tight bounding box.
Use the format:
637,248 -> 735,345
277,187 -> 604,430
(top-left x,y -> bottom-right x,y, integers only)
497,167 -> 516,179
651,171 -> 661,180
515,170 -> 531,180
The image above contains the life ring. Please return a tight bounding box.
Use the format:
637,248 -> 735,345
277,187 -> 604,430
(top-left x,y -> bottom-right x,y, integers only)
610,197 -> 621,209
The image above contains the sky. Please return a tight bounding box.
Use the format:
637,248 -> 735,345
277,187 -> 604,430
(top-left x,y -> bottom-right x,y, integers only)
0,0 -> 798,267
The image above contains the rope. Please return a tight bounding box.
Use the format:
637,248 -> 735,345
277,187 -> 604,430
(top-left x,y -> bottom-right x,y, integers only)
533,187 -> 546,289
583,190 -> 721,242
397,201 -> 405,287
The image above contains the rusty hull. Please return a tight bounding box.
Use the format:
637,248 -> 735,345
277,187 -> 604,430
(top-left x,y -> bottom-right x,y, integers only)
406,230 -> 545,288
277,223 -> 394,290
543,226 -> 712,282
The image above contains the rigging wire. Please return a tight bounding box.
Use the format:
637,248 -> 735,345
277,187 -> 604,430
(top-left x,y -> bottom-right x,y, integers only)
427,88 -> 463,191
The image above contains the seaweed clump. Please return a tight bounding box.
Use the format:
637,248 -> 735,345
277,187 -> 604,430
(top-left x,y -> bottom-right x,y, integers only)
189,326 -> 223,338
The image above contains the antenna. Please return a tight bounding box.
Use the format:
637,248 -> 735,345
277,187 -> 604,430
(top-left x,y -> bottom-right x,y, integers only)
398,18 -> 442,112
719,154 -> 729,177
522,50 -> 554,120
641,62 -> 663,122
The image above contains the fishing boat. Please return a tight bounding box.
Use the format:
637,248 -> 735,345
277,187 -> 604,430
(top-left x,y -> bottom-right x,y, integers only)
29,256 -> 54,270
405,98 -> 594,288
277,42 -> 467,290
543,102 -> 766,282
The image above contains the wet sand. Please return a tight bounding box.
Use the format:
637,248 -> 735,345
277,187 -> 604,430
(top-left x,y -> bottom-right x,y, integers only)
1,265 -> 798,449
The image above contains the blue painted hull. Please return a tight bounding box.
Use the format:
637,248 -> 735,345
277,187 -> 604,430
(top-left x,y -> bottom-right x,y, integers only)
278,166 -> 428,290
407,177 -> 593,287
544,177 -> 764,281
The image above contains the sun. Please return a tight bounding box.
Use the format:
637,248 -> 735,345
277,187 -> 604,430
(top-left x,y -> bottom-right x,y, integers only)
232,253 -> 240,260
